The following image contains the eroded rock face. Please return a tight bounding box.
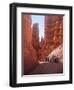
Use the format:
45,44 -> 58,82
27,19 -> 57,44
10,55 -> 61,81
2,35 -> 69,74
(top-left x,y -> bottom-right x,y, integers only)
22,15 -> 38,74
47,44 -> 63,63
32,23 -> 40,60
39,16 -> 63,62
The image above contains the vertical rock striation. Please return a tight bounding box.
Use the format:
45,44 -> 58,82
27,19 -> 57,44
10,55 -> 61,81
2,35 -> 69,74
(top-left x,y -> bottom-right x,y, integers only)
22,15 -> 38,74
39,15 -> 63,62
32,23 -> 40,60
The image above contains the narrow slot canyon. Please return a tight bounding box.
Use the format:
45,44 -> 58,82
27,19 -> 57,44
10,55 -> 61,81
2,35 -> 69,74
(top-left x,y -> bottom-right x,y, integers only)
22,14 -> 63,75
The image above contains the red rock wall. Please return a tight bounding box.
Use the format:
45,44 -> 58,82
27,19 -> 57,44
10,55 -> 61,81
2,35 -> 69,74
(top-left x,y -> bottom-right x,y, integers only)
32,23 -> 40,60
39,15 -> 63,61
54,16 -> 63,47
22,15 -> 38,74
39,37 -> 46,61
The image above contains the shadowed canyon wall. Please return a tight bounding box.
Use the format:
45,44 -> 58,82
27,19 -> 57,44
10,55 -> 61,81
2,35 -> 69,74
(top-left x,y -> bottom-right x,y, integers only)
22,15 -> 38,74
32,23 -> 40,60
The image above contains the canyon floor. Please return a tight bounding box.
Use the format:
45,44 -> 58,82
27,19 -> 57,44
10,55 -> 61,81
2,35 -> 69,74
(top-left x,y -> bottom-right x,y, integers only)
25,63 -> 63,75
24,45 -> 63,75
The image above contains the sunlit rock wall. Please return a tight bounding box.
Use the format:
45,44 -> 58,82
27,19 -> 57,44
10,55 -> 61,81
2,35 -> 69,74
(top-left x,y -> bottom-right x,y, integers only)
48,44 -> 63,63
39,15 -> 63,62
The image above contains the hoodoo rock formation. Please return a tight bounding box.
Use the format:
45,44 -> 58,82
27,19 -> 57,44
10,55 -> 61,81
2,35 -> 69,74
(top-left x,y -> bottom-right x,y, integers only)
32,23 -> 40,60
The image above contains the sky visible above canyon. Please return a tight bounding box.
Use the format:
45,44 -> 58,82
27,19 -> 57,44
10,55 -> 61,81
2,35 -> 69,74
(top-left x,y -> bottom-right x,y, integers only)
32,15 -> 44,41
